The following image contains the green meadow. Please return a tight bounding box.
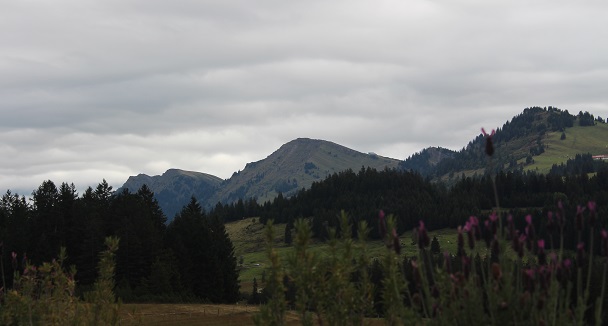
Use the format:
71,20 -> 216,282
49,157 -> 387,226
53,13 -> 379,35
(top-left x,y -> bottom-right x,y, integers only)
527,122 -> 608,173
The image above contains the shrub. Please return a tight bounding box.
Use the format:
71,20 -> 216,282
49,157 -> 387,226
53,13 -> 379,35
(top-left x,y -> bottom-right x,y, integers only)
0,237 -> 121,325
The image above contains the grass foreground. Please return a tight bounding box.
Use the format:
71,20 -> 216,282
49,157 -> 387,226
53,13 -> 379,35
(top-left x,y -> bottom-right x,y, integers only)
118,303 -> 384,325
226,217 -> 463,294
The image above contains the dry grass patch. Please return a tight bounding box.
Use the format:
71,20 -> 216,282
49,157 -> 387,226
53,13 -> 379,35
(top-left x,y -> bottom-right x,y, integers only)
119,303 -> 384,325
119,303 -> 312,325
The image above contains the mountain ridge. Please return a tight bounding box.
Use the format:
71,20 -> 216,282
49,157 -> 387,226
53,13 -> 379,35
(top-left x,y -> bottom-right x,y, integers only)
120,138 -> 401,220
121,108 -> 608,221
401,107 -> 608,181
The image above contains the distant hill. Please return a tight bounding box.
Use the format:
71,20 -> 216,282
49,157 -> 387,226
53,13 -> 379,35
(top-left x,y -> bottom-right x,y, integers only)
120,138 -> 401,221
400,107 -> 608,181
119,169 -> 222,219
209,138 -> 401,205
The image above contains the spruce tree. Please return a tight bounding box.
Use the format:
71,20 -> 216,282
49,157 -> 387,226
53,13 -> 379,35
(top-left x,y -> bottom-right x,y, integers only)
430,236 -> 441,255
166,197 -> 240,303
250,277 -> 260,304
284,222 -> 293,245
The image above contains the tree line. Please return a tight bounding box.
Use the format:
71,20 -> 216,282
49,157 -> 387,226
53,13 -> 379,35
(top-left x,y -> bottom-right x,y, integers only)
0,181 -> 239,303
255,163 -> 608,247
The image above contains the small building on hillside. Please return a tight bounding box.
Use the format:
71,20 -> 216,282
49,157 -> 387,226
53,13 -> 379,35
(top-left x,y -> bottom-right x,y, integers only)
592,155 -> 608,160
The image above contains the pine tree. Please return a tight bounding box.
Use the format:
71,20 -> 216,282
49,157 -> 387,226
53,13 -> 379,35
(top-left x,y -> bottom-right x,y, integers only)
250,277 -> 260,304
284,223 -> 293,245
430,236 -> 441,255
30,180 -> 61,264
166,197 -> 240,303
207,212 -> 240,303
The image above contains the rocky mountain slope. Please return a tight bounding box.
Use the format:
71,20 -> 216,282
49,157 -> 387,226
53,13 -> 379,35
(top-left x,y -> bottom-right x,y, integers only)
120,169 -> 222,220
121,138 -> 400,220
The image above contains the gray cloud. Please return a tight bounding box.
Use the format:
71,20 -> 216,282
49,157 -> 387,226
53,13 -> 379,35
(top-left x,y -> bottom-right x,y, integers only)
2,0 -> 608,194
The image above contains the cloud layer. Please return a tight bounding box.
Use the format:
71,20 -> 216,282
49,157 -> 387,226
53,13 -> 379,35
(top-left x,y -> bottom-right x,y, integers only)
2,0 -> 608,194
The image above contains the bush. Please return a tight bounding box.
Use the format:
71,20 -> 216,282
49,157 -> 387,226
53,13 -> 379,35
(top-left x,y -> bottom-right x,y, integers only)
0,237 -> 121,325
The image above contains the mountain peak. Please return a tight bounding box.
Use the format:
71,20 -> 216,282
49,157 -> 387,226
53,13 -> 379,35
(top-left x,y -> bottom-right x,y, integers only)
210,138 -> 401,205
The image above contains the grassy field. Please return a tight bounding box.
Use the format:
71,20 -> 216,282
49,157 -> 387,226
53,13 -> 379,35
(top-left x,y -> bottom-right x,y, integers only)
527,122 -> 608,173
226,217 -> 467,294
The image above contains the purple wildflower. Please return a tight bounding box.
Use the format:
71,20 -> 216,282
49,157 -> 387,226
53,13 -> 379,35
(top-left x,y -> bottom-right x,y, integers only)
392,228 -> 401,255
411,260 -> 421,287
556,201 -> 565,229
491,235 -> 500,259
432,303 -> 440,317
549,252 -> 558,267
523,268 -> 536,293
418,221 -> 430,249
491,262 -> 502,281
517,234 -> 526,258
508,215 -> 516,240
525,215 -> 536,251
546,211 -> 554,235
576,205 -> 585,231
484,220 -> 492,247
537,239 -> 546,265
576,242 -> 585,265
11,252 -> 17,270
457,226 -> 465,257
465,221 -> 475,250
489,211 -> 498,236
588,201 -> 597,227
557,259 -> 572,284
378,210 -> 386,238
481,128 -> 496,157
444,251 -> 452,273
470,215 -> 481,240
511,229 -> 520,254
23,265 -> 36,276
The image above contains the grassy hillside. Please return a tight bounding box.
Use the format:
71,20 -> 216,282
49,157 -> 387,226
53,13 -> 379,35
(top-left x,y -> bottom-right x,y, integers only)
527,122 -> 608,173
226,218 -> 463,294
427,109 -> 608,181
211,138 -> 401,205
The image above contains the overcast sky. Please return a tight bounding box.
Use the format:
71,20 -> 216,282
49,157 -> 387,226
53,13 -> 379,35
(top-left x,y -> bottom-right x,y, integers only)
2,0 -> 608,195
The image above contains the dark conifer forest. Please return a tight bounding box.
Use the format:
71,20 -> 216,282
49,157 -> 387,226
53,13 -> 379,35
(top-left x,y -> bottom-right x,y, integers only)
0,181 -> 240,303
255,163 -> 608,242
